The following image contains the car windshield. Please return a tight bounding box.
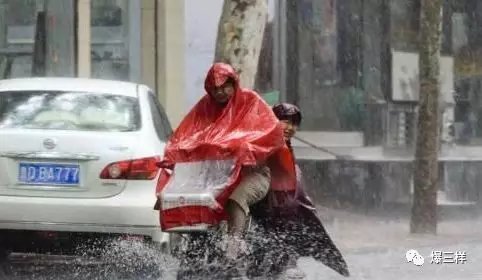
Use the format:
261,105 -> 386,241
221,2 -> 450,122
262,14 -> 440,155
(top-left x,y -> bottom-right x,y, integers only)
0,91 -> 140,132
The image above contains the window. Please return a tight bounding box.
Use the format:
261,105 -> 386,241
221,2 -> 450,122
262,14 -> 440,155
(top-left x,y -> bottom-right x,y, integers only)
451,1 -> 482,142
148,93 -> 172,141
0,0 -> 76,78
390,0 -> 451,54
0,91 -> 140,131
90,0 -> 130,81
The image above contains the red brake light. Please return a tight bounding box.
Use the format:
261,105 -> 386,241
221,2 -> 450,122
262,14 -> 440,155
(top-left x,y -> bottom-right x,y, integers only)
100,156 -> 160,180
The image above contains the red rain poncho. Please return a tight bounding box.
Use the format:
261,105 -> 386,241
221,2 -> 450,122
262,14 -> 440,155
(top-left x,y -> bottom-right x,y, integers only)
157,63 -> 292,230
161,63 -> 284,167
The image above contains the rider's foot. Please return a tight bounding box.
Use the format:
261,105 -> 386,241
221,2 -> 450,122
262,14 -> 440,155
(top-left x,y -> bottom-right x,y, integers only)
284,267 -> 306,279
224,235 -> 248,260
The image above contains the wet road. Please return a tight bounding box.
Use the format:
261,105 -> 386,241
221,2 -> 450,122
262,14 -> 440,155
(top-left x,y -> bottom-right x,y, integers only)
1,241 -> 480,280
1,209 -> 481,279
0,240 -> 179,280
298,241 -> 481,280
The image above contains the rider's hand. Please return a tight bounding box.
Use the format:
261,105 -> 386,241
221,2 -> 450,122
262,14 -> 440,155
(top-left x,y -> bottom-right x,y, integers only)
156,160 -> 174,170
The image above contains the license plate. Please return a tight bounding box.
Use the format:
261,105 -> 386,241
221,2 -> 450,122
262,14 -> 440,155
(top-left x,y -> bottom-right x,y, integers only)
18,163 -> 80,186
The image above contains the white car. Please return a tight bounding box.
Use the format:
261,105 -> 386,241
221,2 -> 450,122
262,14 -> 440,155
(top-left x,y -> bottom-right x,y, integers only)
0,78 -> 172,254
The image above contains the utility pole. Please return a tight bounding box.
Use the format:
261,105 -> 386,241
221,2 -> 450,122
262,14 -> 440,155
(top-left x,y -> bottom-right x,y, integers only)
410,0 -> 443,234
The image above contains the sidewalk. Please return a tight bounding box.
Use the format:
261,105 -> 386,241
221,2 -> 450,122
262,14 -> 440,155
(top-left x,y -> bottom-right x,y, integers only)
292,131 -> 482,162
297,207 -> 482,280
298,241 -> 482,280
317,207 -> 482,254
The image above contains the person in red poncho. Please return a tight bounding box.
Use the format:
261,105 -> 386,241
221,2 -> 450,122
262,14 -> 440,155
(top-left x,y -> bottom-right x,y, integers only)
159,63 -> 285,246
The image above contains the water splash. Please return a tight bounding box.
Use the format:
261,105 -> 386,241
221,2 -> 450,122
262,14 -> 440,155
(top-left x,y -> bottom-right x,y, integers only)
3,238 -> 179,280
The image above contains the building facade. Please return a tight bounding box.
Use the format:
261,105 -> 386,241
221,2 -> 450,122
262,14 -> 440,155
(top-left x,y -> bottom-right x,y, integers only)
0,0 -> 185,127
271,0 -> 482,147
3,0 -> 479,144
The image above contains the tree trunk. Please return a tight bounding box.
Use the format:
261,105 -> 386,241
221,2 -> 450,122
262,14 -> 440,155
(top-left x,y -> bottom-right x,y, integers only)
410,0 -> 443,234
214,0 -> 268,88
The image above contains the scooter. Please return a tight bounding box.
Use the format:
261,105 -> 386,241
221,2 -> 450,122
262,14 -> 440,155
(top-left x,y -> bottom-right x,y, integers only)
156,159 -> 292,279
156,159 -> 349,279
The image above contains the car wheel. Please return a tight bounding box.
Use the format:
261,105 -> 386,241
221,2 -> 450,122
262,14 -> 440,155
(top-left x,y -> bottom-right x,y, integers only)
0,246 -> 10,278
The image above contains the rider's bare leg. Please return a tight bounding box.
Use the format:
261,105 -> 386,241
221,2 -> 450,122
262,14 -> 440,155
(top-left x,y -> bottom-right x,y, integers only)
226,166 -> 270,235
226,199 -> 247,235
224,199 -> 249,261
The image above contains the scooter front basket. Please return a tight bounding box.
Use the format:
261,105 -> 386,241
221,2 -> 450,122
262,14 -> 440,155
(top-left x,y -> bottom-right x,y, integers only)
159,159 -> 237,231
